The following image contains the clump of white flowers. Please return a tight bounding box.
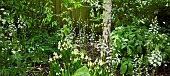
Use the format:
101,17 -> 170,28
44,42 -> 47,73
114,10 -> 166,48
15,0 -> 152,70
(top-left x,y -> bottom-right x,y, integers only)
48,52 -> 62,62
58,39 -> 72,51
148,17 -> 160,34
148,50 -> 162,67
81,0 -> 101,9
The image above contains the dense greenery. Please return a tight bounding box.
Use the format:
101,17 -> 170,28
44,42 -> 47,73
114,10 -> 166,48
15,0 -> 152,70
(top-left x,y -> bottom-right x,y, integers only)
0,0 -> 170,76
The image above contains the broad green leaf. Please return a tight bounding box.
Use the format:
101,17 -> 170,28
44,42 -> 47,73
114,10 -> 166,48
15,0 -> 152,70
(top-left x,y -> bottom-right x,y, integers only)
127,46 -> 132,55
120,63 -> 127,74
128,40 -> 134,46
73,66 -> 90,76
128,63 -> 133,75
137,45 -> 142,53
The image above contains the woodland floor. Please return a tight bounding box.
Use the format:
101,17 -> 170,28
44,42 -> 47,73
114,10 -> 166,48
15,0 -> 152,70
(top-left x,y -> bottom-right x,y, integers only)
26,43 -> 170,76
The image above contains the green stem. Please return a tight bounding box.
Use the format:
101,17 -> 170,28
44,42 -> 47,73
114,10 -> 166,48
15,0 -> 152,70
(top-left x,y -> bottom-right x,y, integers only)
152,69 -> 155,76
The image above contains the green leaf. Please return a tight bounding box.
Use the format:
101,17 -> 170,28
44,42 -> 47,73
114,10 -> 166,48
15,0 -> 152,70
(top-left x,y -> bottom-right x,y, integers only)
73,66 -> 90,76
129,34 -> 135,40
137,35 -> 142,40
118,30 -> 123,36
116,38 -> 121,49
165,46 -> 170,54
128,40 -> 134,46
120,63 -> 127,74
128,63 -> 133,75
121,43 -> 127,50
127,46 -> 132,55
137,45 -> 142,53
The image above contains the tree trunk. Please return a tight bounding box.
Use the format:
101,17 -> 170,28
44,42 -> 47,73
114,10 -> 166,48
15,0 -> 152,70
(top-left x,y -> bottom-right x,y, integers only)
103,0 -> 112,52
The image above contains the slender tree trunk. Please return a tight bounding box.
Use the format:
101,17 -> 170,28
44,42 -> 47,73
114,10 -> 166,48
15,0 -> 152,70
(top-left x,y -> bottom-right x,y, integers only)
103,0 -> 112,52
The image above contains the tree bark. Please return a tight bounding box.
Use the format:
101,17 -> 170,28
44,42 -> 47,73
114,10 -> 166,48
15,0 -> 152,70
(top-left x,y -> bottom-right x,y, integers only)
103,0 -> 112,52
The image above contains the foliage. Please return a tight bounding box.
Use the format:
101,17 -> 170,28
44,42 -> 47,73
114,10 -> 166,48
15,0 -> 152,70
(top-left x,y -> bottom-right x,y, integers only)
112,0 -> 168,27
110,23 -> 170,75
0,0 -> 170,76
0,0 -> 59,75
73,66 -> 90,76
110,25 -> 147,75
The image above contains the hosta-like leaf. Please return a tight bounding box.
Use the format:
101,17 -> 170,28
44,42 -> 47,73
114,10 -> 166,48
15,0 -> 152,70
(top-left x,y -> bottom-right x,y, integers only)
128,63 -> 133,75
120,63 -> 127,74
73,66 -> 90,76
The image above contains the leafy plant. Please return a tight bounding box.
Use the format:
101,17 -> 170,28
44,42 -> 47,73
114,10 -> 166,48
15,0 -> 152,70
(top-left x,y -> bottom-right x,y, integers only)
73,66 -> 90,76
0,0 -> 59,75
110,25 -> 148,75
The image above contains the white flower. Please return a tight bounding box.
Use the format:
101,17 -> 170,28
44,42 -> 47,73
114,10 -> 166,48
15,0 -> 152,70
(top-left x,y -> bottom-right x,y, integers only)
88,61 -> 94,67
85,55 -> 89,60
9,33 -> 12,36
117,58 -> 120,63
80,52 -> 84,59
49,58 -> 53,62
98,59 -> 105,66
11,51 -> 16,54
0,8 -> 5,10
153,64 -> 157,67
71,49 -> 79,55
56,73 -> 60,75
1,19 -> 6,24
164,64 -> 167,66
53,52 -> 58,56
106,60 -> 110,63
53,52 -> 62,59
60,68 -> 64,72
115,53 -> 119,57
106,56 -> 112,60
18,49 -> 21,52
112,60 -> 115,63
58,41 -> 61,50
154,59 -> 157,63
157,62 -> 161,66
59,54 -> 62,58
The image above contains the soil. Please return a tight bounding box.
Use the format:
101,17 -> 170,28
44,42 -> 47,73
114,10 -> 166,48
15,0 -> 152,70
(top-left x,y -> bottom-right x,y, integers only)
157,63 -> 170,76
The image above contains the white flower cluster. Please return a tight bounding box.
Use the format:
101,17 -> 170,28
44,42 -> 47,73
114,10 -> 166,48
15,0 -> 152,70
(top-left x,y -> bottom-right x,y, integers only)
148,50 -> 162,67
0,8 -> 27,39
132,55 -> 150,76
148,17 -> 160,34
81,0 -> 101,11
58,39 -> 73,51
95,40 -> 120,72
17,15 -> 26,29
48,52 -> 62,62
